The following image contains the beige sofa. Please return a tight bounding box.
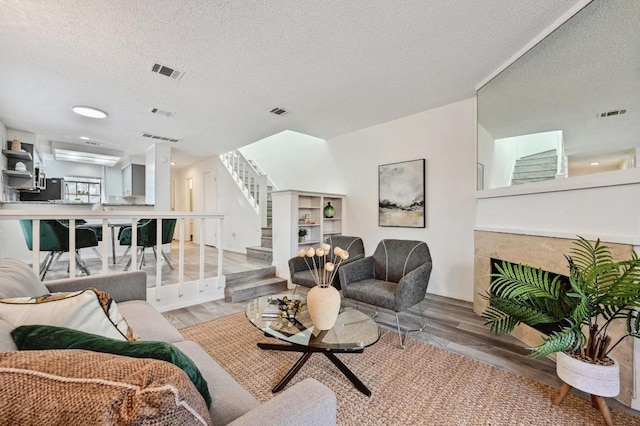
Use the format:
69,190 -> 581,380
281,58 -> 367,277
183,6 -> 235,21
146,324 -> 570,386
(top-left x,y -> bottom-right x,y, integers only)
0,258 -> 337,425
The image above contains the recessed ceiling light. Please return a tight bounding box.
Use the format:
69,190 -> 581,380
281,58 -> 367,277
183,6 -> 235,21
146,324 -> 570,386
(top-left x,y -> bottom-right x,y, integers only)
79,136 -> 90,140
170,162 -> 176,166
590,162 -> 600,166
72,106 -> 108,119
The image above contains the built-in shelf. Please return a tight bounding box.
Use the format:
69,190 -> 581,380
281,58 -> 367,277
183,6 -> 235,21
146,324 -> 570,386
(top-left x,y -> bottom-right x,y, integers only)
2,149 -> 32,161
271,190 -> 345,267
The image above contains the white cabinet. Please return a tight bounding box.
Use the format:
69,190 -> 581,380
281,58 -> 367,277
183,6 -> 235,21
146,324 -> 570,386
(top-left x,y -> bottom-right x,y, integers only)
122,164 -> 145,196
271,190 -> 345,279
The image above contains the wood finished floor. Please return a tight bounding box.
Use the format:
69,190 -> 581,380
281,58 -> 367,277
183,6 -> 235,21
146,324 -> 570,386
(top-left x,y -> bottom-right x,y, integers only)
163,287 -> 640,418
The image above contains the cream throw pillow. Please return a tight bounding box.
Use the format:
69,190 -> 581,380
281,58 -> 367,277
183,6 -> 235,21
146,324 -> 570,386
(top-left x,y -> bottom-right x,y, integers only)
0,288 -> 136,341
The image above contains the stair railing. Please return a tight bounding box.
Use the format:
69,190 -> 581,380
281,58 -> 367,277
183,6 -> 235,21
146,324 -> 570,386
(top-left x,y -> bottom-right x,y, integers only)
219,150 -> 277,227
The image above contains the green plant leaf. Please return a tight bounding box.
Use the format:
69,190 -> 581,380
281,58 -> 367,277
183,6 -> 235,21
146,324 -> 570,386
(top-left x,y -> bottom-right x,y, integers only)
481,305 -> 518,335
530,327 -> 580,359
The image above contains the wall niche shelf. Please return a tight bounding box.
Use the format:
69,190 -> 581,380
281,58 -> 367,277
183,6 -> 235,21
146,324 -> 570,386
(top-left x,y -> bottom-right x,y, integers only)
2,170 -> 32,178
2,149 -> 32,161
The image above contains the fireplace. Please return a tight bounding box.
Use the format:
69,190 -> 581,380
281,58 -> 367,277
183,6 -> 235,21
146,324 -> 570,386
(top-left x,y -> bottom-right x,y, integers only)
474,230 -> 636,407
489,257 -> 569,336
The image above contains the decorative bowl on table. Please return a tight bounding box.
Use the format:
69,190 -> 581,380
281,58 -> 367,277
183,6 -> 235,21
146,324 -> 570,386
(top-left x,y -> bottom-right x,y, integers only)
277,296 -> 304,322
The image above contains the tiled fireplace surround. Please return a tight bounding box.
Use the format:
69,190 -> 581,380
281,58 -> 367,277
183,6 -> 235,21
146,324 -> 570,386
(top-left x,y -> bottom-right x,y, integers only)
473,230 -> 637,407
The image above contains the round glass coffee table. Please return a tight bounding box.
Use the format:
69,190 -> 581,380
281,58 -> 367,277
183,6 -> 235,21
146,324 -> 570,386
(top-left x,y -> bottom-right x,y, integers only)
246,294 -> 380,396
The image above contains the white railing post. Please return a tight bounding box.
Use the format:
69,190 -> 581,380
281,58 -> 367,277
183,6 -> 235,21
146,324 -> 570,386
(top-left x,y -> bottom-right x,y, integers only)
199,217 -> 205,291
68,219 -> 76,278
217,217 -> 224,288
31,220 -> 40,277
155,218 -> 162,301
131,218 -> 137,270
257,174 -> 269,228
179,217 -> 185,297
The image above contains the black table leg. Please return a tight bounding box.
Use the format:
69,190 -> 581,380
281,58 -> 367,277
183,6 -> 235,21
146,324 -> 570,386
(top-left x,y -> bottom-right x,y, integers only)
257,342 -> 371,396
323,352 -> 371,397
271,351 -> 313,393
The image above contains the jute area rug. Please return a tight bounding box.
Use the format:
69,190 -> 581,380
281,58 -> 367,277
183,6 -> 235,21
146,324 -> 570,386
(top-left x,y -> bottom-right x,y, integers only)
181,312 -> 640,425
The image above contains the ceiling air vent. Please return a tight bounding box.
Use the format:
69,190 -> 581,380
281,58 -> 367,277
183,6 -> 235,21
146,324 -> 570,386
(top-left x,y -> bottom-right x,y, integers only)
269,107 -> 290,117
150,107 -> 175,118
150,62 -> 185,80
598,109 -> 627,118
142,132 -> 180,143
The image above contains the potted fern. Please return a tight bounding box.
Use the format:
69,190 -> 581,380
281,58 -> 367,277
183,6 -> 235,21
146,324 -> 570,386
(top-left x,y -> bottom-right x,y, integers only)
482,237 -> 640,413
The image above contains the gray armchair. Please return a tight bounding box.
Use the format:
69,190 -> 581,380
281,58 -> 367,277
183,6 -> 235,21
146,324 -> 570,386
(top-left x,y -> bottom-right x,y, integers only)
339,239 -> 432,348
288,235 -> 365,290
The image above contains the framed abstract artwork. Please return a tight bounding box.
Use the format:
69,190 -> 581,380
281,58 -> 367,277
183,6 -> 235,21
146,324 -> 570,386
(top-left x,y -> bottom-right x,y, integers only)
378,158 -> 425,228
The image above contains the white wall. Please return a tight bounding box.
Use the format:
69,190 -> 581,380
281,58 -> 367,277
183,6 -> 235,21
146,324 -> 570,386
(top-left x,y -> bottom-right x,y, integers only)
326,98 -> 477,301
476,169 -> 640,244
239,130 -> 342,193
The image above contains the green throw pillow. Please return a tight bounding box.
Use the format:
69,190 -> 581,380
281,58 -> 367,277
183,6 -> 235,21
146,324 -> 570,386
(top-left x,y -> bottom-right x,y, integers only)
11,324 -> 211,408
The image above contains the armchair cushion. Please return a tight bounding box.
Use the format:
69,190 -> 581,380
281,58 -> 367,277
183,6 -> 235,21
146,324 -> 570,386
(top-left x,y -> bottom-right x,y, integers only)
342,278 -> 398,311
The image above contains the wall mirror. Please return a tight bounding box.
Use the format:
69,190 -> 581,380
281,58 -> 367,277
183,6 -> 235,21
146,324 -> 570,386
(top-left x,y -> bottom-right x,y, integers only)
477,0 -> 640,191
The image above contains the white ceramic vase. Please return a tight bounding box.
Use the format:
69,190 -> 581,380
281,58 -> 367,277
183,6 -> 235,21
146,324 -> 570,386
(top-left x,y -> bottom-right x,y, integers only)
307,285 -> 341,330
556,351 -> 620,397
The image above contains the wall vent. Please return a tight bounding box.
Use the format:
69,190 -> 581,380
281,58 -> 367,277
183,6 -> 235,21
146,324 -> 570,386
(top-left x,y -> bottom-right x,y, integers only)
598,109 -> 627,118
150,107 -> 175,118
142,132 -> 180,143
269,107 -> 290,116
150,62 -> 185,80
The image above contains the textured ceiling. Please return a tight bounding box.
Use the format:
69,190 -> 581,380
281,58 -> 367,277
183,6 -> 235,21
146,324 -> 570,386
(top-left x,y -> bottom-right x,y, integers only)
478,0 -> 640,170
0,0 -> 579,167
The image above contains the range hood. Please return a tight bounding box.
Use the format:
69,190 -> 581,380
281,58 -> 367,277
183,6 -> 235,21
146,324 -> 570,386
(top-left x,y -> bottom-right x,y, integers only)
52,141 -> 123,167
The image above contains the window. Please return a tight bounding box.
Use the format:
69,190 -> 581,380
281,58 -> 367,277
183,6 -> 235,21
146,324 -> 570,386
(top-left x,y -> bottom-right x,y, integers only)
64,176 -> 102,203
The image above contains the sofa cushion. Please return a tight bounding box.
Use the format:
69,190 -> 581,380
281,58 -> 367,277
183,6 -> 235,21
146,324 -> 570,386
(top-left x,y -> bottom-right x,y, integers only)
0,288 -> 136,341
118,299 -> 185,343
0,349 -> 211,425
11,324 -> 211,408
174,341 -> 260,426
0,258 -> 48,299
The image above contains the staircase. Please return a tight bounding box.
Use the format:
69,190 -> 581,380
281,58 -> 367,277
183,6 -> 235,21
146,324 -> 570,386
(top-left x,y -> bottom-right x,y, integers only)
511,150 -> 558,185
246,206 -> 273,263
224,265 -> 287,302
219,150 -> 275,264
